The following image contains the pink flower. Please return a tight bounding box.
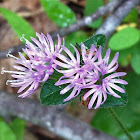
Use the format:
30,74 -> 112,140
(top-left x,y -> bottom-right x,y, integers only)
54,43 -> 101,101
81,48 -> 128,109
1,33 -> 63,97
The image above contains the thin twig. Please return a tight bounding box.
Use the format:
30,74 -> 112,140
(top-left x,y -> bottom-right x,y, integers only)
0,0 -> 125,59
108,108 -> 133,140
95,0 -> 140,39
18,8 -> 44,18
0,91 -> 118,140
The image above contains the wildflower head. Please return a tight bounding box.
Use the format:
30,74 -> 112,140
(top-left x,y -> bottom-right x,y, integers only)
1,33 -> 63,97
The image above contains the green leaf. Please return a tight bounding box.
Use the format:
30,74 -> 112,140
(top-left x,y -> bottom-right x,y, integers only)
40,80 -> 73,106
131,45 -> 140,75
40,0 -> 76,28
0,7 -> 35,41
109,27 -> 140,51
65,31 -> 89,54
0,120 -> 16,140
10,118 -> 26,140
84,0 -> 103,28
91,72 -> 140,140
84,34 -> 106,49
124,8 -> 139,23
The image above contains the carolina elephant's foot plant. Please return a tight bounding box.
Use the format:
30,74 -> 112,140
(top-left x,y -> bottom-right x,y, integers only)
1,33 -> 133,140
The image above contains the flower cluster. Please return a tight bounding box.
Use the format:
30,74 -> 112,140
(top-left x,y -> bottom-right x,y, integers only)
1,33 -> 128,109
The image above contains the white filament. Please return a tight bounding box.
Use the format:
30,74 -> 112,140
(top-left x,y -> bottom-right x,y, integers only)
20,34 -> 25,41
6,51 -> 18,59
1,67 -> 26,75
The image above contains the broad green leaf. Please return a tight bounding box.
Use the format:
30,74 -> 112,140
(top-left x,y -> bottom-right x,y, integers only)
84,34 -> 106,49
40,80 -> 73,106
65,31 -> 89,54
10,118 -> 26,140
91,72 -> 140,140
131,45 -> 140,74
40,0 -> 76,28
0,120 -> 16,140
124,8 -> 138,23
0,7 -> 35,41
109,27 -> 140,51
84,0 -> 103,28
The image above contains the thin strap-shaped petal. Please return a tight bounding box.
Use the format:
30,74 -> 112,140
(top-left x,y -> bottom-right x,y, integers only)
108,83 -> 125,93
18,81 -> 37,98
111,79 -> 128,85
83,88 -> 97,101
104,48 -> 111,64
101,91 -> 107,104
47,33 -> 54,52
81,43 -> 88,63
96,46 -> 102,61
56,53 -> 74,66
53,59 -> 72,68
56,34 -> 61,50
106,72 -> 126,79
17,80 -> 33,93
60,84 -> 73,95
62,46 -> 76,63
88,44 -> 95,59
108,52 -> 119,69
107,62 -> 119,73
70,44 -> 80,64
11,74 -> 26,79
13,65 -> 27,71
106,85 -> 121,98
31,37 -> 44,52
64,86 -> 78,102
55,79 -> 72,86
94,93 -> 102,109
42,73 -> 49,82
88,91 -> 98,109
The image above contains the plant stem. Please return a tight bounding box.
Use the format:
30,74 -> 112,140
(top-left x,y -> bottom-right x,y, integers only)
107,108 -> 133,140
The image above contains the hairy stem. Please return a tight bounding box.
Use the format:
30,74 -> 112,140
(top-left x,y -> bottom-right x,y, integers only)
108,108 -> 133,140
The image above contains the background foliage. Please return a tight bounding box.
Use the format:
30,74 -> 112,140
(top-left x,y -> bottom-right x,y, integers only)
0,0 -> 140,139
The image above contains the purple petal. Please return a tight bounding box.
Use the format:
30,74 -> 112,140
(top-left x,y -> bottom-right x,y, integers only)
57,34 -> 61,50
47,33 -> 54,52
101,91 -> 107,104
53,59 -> 72,68
106,85 -> 121,98
111,79 -> 128,85
60,84 -> 73,95
83,88 -> 97,101
70,44 -> 80,65
42,73 -> 49,82
88,44 -> 95,60
17,80 -> 33,93
64,86 -> 78,102
108,83 -> 125,93
81,43 -> 88,63
107,62 -> 119,73
55,79 -> 72,86
106,72 -> 127,79
62,46 -> 76,63
108,52 -> 119,69
88,91 -> 98,109
94,93 -> 102,109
